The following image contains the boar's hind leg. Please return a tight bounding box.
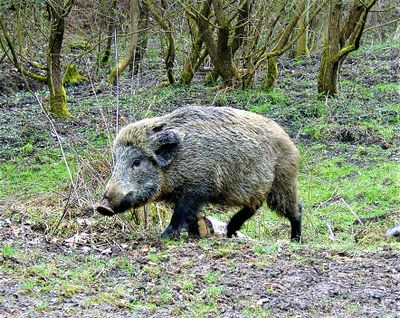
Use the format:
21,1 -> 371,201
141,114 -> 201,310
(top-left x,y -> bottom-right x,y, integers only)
161,194 -> 204,239
266,180 -> 302,242
227,206 -> 259,238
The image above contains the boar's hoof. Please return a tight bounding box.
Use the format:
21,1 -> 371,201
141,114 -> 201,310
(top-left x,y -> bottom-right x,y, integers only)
161,226 -> 181,240
96,199 -> 115,216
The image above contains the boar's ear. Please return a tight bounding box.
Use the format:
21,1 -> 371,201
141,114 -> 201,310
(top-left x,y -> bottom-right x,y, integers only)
150,129 -> 180,167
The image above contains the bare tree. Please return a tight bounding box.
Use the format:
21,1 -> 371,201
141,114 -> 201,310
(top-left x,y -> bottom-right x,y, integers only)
109,0 -> 140,84
318,0 -> 378,95
0,0 -> 74,117
47,0 -> 74,117
241,0 -> 325,90
195,0 -> 251,87
178,0 -> 324,89
145,0 -> 176,84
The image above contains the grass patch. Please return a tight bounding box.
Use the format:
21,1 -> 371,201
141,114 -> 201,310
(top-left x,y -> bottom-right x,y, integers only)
0,156 -> 72,198
248,102 -> 272,114
1,245 -> 17,257
374,82 -> 400,93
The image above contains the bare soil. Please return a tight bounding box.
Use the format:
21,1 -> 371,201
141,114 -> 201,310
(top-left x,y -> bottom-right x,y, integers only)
1,210 -> 399,318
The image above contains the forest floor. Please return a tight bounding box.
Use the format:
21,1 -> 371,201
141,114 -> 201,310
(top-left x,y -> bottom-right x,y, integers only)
0,39 -> 399,317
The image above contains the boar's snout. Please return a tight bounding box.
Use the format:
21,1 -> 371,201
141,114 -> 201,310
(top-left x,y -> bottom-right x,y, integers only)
96,197 -> 115,216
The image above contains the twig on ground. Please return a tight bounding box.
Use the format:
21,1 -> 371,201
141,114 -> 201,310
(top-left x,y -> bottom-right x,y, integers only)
312,190 -> 340,210
341,198 -> 364,226
327,223 -> 335,241
49,183 -> 75,236
156,204 -> 164,231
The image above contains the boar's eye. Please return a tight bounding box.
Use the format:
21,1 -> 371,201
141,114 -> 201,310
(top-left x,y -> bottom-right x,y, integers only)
132,159 -> 141,168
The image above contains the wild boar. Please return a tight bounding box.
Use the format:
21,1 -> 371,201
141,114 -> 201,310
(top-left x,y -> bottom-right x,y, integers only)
97,106 -> 302,241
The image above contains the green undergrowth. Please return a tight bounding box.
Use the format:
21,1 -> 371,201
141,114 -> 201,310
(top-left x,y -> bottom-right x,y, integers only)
0,158 -> 71,198
348,38 -> 400,57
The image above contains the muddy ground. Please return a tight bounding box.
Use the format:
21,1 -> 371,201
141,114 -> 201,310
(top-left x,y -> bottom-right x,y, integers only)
0,209 -> 399,318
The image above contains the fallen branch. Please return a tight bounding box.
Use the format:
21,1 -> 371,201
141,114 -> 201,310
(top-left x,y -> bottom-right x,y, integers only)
353,210 -> 400,225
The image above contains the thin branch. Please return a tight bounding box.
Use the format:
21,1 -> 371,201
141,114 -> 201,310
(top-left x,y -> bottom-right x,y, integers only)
341,198 -> 364,226
371,5 -> 398,12
0,17 -> 47,82
363,18 -> 400,33
178,0 -> 220,30
112,28 -> 120,133
50,182 -> 75,236
228,0 -> 251,24
34,93 -> 74,186
212,0 -> 227,26
245,0 -> 327,78
63,0 -> 75,17
333,0 -> 377,62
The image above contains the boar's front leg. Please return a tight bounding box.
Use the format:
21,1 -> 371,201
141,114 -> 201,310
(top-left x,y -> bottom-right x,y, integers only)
161,194 -> 206,239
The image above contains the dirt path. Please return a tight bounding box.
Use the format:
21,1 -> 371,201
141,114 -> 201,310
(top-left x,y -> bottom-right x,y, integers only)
1,213 -> 399,318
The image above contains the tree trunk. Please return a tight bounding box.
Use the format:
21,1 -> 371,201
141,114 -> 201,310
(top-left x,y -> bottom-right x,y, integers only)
317,0 -> 342,95
318,0 -> 377,95
253,0 -> 310,90
204,68 -> 220,84
109,0 -> 140,84
215,26 -> 238,86
295,0 -> 310,58
47,0 -> 70,117
132,2 -> 150,73
164,31 -> 176,85
145,0 -> 176,84
100,0 -> 117,67
180,43 -> 204,85
180,16 -> 204,85
261,57 -> 278,90
318,46 -> 341,94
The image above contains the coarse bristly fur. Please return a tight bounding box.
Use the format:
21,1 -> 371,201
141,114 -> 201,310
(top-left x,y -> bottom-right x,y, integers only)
97,106 -> 302,241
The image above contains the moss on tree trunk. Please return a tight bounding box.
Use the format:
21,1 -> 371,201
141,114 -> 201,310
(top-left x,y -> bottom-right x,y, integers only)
318,41 -> 340,95
63,63 -> 87,85
214,26 -> 239,87
49,85 -> 69,117
261,57 -> 278,90
318,0 -> 377,95
47,0 -> 71,118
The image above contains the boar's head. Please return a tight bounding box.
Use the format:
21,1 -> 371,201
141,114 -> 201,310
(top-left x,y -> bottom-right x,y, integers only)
97,126 -> 180,216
